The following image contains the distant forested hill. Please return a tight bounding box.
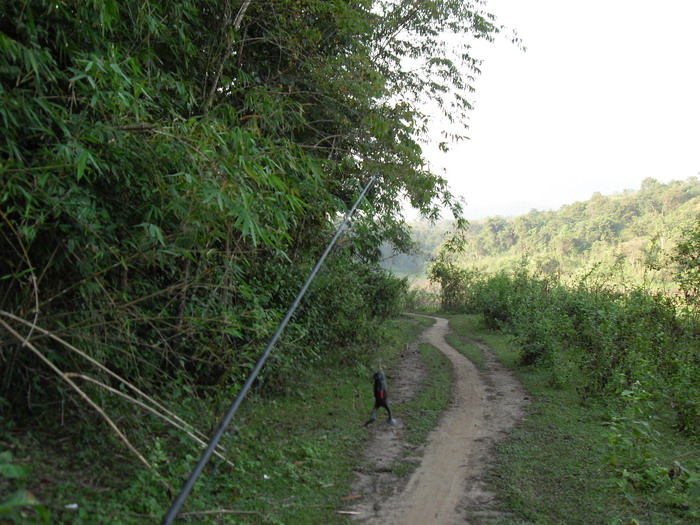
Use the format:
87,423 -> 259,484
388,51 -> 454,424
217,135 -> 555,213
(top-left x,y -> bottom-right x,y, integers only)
382,177 -> 700,282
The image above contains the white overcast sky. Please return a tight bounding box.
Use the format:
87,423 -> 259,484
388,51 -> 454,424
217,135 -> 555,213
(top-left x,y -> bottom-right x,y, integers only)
424,0 -> 700,220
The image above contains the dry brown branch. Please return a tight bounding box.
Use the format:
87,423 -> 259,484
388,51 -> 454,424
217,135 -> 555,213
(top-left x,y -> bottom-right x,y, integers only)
203,0 -> 253,113
0,310 -> 226,456
0,319 -> 173,493
179,509 -> 261,517
65,372 -> 233,468
22,274 -> 39,347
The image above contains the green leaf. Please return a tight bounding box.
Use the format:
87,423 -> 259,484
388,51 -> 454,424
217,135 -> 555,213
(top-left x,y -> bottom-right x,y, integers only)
75,148 -> 88,181
0,463 -> 29,479
136,222 -> 166,247
0,489 -> 49,524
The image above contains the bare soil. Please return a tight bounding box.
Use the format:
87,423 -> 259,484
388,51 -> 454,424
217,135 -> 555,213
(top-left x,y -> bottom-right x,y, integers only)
347,315 -> 528,524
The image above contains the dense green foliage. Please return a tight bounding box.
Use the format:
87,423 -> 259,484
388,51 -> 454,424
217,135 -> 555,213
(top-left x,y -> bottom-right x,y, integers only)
446,315 -> 699,523
0,0 -> 500,414
458,269 -> 698,432
384,177 -> 700,284
465,177 -> 700,279
0,0 -> 507,520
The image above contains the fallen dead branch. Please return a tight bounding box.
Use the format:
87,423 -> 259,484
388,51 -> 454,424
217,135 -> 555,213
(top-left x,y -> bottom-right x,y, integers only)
0,310 -> 227,457
64,373 -> 234,468
0,319 -> 173,494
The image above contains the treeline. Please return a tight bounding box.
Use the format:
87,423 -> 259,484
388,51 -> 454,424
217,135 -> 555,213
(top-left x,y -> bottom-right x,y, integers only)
0,0 -> 502,449
466,177 -> 700,278
385,177 -> 700,283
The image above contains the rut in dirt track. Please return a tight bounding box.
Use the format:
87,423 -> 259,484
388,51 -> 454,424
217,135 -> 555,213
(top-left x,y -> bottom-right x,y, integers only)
348,315 -> 528,524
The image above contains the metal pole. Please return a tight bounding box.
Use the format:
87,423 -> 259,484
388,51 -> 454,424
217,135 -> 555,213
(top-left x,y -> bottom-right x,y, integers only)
162,175 -> 376,524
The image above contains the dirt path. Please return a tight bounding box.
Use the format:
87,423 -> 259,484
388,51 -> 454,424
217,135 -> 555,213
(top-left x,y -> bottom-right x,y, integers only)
348,315 -> 528,524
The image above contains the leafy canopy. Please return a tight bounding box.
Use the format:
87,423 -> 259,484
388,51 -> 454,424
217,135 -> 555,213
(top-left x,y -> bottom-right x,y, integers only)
0,0 -> 505,428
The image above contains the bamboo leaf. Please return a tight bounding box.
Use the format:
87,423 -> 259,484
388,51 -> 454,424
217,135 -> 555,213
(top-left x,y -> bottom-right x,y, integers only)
75,148 -> 88,181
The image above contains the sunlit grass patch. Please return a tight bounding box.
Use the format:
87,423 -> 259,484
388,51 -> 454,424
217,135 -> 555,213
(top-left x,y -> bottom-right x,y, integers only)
443,314 -> 487,369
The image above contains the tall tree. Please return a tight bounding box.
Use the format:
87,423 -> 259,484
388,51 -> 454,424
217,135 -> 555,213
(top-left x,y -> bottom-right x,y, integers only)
1,0 -> 503,419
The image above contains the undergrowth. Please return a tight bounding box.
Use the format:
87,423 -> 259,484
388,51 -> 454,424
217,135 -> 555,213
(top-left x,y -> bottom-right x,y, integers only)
0,316 -> 429,524
449,313 -> 700,524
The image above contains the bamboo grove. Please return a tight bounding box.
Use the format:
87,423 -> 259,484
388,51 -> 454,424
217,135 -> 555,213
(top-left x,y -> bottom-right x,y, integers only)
1,1 -> 502,449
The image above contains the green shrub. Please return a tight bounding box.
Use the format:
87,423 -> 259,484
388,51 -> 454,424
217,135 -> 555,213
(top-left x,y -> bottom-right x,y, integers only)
443,267 -> 699,436
0,451 -> 50,523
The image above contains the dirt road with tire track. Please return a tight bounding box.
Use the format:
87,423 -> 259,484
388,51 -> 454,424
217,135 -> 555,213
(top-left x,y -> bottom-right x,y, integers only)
349,315 -> 528,524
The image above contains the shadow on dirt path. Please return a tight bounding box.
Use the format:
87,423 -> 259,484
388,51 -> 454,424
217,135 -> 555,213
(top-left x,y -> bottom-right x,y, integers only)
347,315 -> 529,524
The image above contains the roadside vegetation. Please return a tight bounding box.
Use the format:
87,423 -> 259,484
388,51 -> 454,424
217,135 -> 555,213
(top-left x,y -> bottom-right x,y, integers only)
448,313 -> 699,524
2,316 -> 444,523
1,0 -> 505,522
429,221 -> 700,523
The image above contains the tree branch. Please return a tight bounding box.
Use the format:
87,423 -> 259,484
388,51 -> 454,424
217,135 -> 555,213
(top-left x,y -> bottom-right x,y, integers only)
65,373 -> 234,468
0,310 -> 226,457
203,0 -> 253,113
0,319 -> 173,494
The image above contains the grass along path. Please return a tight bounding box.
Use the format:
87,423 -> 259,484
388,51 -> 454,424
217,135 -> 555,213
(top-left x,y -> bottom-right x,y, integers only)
1,314 -> 454,524
446,313 -> 700,524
